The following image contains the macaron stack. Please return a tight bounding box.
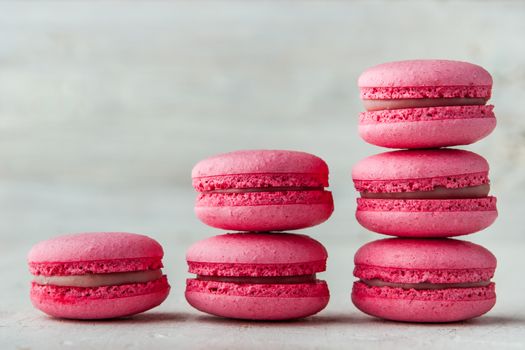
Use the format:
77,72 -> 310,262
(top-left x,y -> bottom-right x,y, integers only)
186,150 -> 334,320
351,60 -> 498,322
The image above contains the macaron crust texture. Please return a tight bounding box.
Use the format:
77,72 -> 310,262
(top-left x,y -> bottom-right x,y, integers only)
28,232 -> 170,319
352,238 -> 497,323
358,60 -> 496,148
192,150 -> 334,231
352,149 -> 497,237
185,233 -> 330,320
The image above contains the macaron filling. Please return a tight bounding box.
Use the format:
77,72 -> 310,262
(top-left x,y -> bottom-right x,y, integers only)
360,184 -> 490,199
196,274 -> 317,284
362,278 -> 492,290
32,269 -> 163,288
363,97 -> 488,111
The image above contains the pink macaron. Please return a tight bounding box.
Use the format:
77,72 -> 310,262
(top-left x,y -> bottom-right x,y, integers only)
28,232 -> 170,319
352,148 -> 497,237
185,232 -> 330,320
352,238 -> 497,323
192,150 -> 334,231
358,60 -> 496,148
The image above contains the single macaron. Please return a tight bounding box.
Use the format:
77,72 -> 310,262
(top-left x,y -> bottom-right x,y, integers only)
352,238 -> 497,323
28,232 -> 170,319
185,232 -> 330,320
192,150 -> 334,231
358,59 -> 496,148
352,149 -> 497,237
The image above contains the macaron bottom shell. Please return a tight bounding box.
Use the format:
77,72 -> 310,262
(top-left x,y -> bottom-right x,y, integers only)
356,198 -> 497,237
30,276 -> 170,320
356,209 -> 498,237
195,202 -> 334,232
185,279 -> 330,320
359,117 -> 496,149
352,281 -> 496,323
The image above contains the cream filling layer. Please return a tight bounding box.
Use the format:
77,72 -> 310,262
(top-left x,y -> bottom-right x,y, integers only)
360,184 -> 490,199
363,97 -> 488,111
33,269 -> 163,288
362,279 -> 491,290
197,274 -> 317,284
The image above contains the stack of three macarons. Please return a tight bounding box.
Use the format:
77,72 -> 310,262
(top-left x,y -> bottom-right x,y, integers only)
187,150 -> 335,320
351,60 -> 499,322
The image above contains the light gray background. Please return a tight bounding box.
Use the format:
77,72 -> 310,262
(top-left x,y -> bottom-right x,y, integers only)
1,1 -> 524,349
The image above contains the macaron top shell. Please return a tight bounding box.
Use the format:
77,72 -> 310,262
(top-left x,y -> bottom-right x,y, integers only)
355,238 -> 496,271
352,149 -> 489,193
187,233 -> 327,265
192,150 -> 328,178
358,60 -> 492,99
354,238 -> 496,284
28,232 -> 163,263
187,233 -> 327,276
28,232 -> 164,276
192,150 -> 329,191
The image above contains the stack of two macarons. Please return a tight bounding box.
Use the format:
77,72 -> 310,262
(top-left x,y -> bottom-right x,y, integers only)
351,60 -> 499,322
187,150 -> 334,320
